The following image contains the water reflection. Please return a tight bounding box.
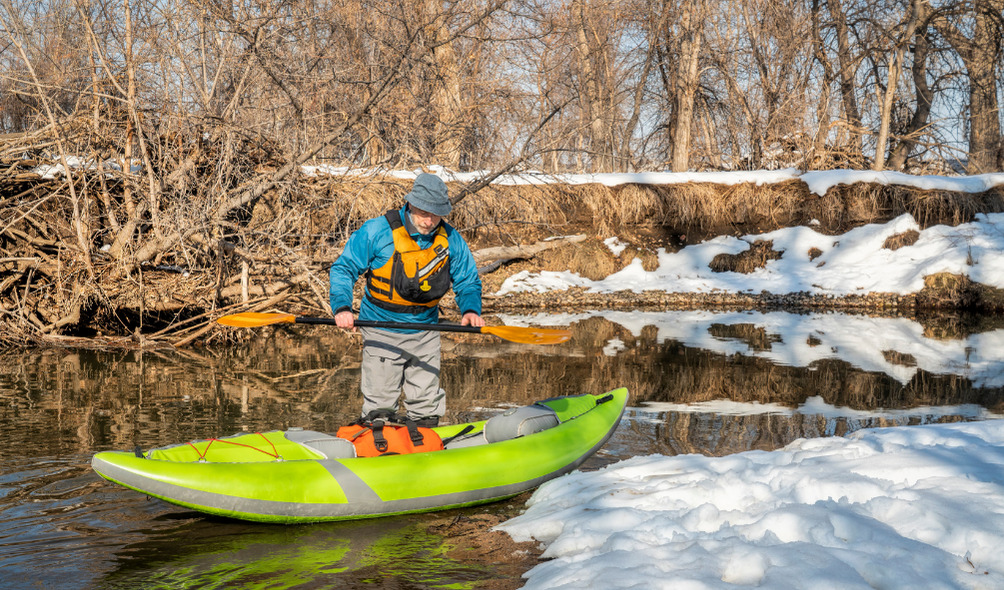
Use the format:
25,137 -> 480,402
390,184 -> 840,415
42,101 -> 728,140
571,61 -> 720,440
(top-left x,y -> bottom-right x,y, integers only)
502,309 -> 1004,388
2,309 -> 1003,588
501,308 -> 1004,457
101,516 -> 490,589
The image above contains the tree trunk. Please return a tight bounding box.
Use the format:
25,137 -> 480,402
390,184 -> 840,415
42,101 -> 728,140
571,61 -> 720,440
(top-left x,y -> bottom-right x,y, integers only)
427,0 -> 463,169
887,27 -> 934,171
873,0 -> 924,171
934,0 -> 1004,174
809,0 -> 835,166
572,0 -> 615,172
671,0 -> 704,173
828,0 -> 863,155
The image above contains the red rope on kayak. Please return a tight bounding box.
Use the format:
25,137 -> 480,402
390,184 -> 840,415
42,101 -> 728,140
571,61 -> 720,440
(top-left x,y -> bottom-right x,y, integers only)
256,432 -> 280,458
186,440 -> 209,460
185,434 -> 281,461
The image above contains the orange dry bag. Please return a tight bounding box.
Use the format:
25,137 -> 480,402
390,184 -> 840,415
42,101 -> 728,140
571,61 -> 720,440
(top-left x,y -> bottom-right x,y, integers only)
336,418 -> 443,457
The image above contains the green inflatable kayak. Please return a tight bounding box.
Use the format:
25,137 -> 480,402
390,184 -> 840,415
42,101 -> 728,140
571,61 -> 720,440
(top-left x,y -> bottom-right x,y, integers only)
91,388 -> 628,523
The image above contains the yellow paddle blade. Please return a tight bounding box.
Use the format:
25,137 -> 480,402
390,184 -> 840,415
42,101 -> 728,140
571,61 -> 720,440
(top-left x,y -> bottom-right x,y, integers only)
483,325 -> 572,345
216,312 -> 297,327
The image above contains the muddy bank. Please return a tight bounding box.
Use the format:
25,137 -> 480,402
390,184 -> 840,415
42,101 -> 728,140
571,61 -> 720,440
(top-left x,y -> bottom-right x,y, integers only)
423,494 -> 543,590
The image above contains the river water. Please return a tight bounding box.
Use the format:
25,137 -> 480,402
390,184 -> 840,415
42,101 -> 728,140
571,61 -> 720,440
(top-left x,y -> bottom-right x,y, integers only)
2,309 -> 1002,588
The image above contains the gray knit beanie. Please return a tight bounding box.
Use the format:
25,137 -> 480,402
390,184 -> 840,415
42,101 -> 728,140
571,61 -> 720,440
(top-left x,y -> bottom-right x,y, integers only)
404,173 -> 452,216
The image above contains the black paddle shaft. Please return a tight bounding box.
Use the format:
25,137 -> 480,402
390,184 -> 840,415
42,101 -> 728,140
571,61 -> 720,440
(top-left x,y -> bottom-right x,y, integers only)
293,317 -> 483,334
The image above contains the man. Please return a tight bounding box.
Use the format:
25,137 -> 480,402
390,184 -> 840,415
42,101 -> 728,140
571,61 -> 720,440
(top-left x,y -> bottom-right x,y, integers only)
329,173 -> 484,427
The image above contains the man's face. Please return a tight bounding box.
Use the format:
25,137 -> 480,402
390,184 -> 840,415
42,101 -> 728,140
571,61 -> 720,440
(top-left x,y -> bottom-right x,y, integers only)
409,205 -> 442,235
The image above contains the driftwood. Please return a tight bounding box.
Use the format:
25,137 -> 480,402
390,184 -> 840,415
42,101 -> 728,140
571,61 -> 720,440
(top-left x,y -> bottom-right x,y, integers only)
474,234 -> 586,274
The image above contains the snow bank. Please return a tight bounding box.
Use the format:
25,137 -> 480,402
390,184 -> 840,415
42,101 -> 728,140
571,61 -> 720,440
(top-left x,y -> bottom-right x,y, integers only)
33,158 -> 1004,196
497,213 -> 1004,296
296,165 -> 1004,196
498,420 -> 1004,589
800,170 -> 1004,196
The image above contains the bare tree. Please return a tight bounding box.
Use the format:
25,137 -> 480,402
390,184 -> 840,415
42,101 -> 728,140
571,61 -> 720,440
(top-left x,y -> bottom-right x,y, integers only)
669,0 -> 705,172
873,0 -> 927,170
886,14 -> 937,170
826,0 -> 867,158
570,0 -> 618,172
932,0 -> 1004,173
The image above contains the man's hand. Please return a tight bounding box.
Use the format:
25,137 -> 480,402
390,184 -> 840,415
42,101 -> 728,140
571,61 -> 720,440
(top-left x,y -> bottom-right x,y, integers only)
335,310 -> 355,330
461,312 -> 485,327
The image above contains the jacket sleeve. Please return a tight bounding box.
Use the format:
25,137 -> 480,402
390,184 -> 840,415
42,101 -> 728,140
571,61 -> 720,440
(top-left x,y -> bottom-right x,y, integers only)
329,223 -> 376,314
447,227 -> 483,316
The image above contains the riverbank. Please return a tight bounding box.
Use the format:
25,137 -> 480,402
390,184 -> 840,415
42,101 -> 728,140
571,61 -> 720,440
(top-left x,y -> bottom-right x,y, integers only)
478,214 -> 1004,315
3,165 -> 1004,347
497,418 -> 1004,589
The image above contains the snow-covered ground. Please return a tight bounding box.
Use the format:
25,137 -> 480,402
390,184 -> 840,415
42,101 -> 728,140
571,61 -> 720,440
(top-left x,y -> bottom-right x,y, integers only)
495,310 -> 1004,589
498,420 -> 1004,589
497,212 -> 1004,296
299,165 -> 1004,197
484,172 -> 1004,589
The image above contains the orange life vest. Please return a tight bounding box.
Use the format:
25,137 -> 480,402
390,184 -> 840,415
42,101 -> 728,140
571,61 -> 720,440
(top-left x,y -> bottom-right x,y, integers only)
364,210 -> 451,313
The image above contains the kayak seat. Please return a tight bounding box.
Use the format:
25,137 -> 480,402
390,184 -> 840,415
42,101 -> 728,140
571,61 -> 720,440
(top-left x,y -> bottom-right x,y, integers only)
484,404 -> 559,443
284,429 -> 356,459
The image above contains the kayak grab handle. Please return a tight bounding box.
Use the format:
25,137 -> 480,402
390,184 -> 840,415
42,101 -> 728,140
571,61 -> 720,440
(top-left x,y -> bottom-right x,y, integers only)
595,394 -> 614,405
441,425 -> 476,446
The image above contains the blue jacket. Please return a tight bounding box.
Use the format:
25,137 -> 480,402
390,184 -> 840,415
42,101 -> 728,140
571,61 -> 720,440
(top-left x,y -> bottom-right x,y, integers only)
329,205 -> 482,330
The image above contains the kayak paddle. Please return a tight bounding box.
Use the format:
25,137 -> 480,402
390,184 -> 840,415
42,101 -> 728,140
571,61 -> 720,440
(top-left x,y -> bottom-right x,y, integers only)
216,312 -> 571,345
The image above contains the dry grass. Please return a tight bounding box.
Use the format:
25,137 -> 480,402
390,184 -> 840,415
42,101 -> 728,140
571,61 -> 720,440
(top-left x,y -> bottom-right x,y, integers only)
917,272 -> 1004,310
882,230 -> 920,250
709,241 -> 783,273
881,349 -> 918,367
820,183 -> 1004,229
537,238 -> 621,280
445,179 -> 1004,247
571,180 -> 811,235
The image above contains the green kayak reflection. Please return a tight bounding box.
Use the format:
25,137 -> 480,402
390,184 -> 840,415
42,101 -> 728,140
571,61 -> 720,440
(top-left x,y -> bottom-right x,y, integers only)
101,514 -> 494,589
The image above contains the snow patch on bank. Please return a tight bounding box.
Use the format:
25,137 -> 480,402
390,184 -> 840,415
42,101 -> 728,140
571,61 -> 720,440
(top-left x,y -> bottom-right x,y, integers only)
498,420 -> 1004,589
497,213 -> 1004,296
296,165 -> 1004,197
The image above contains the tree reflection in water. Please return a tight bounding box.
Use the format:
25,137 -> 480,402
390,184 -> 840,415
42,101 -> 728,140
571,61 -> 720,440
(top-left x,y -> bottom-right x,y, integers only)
1,309 -> 1002,588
